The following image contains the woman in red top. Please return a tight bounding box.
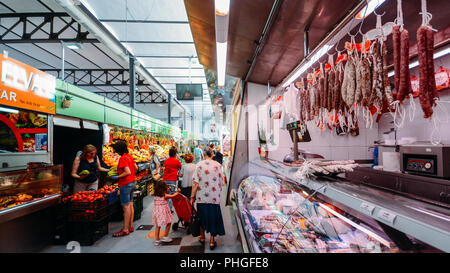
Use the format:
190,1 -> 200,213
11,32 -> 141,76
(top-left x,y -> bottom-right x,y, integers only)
111,140 -> 137,237
163,147 -> 182,212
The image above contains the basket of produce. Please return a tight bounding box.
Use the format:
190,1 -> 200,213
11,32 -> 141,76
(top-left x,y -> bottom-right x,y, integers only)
62,191 -> 108,210
96,185 -> 119,205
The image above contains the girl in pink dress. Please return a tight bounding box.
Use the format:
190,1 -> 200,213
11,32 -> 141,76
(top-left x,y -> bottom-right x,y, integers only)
148,180 -> 179,245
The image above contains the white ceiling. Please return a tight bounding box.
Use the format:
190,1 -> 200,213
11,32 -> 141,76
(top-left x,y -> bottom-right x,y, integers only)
0,0 -> 214,120
81,0 -> 213,116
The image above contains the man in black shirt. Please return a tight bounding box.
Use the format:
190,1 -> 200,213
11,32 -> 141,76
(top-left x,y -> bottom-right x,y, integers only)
213,146 -> 223,165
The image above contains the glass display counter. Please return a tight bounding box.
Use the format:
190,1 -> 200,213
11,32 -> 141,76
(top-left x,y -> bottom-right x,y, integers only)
235,175 -> 442,253
0,165 -> 62,223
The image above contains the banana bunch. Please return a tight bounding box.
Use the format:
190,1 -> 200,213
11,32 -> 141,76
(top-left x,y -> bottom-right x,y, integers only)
108,166 -> 118,177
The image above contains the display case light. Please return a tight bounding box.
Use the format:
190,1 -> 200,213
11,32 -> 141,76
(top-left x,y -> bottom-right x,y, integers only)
0,106 -> 19,114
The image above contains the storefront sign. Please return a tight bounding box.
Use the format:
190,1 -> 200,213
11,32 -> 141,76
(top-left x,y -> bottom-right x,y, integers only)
0,54 -> 56,114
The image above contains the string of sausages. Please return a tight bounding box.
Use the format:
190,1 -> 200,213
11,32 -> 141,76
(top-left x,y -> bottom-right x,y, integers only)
294,0 -> 439,136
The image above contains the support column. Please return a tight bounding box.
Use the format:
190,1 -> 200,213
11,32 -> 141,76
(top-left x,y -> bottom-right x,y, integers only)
129,56 -> 136,109
168,93 -> 172,124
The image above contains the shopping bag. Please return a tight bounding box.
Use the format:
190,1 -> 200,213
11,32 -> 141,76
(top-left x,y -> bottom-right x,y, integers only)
189,205 -> 201,237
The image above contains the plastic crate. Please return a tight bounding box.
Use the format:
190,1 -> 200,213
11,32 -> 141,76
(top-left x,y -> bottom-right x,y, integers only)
68,198 -> 108,210
105,190 -> 119,205
65,217 -> 109,246
66,206 -> 109,222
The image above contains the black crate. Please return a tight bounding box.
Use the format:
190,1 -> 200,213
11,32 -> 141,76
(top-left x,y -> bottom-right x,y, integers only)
65,217 -> 109,246
66,206 -> 109,222
68,198 -> 108,210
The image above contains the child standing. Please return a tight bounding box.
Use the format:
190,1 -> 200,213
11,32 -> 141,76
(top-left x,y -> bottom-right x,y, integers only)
149,180 -> 179,245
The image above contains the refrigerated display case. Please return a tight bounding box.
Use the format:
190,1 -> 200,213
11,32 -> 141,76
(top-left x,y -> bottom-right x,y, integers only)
0,165 -> 62,224
233,167 -> 447,253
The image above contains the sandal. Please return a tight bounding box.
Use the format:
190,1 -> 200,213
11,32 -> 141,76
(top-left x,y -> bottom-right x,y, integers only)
129,226 -> 134,233
209,241 -> 217,250
113,229 -> 130,237
198,237 -> 206,244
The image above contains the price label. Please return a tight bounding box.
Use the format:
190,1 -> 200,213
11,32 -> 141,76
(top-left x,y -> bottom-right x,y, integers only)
377,209 -> 397,224
360,202 -> 375,215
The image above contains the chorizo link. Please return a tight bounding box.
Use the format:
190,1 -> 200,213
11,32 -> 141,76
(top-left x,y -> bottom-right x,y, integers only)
382,42 -> 394,110
361,57 -> 372,107
426,28 -> 438,106
398,29 -> 412,103
417,26 -> 433,118
328,69 -> 335,111
393,25 -> 401,98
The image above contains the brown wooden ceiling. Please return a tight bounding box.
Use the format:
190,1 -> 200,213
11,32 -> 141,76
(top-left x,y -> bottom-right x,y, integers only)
184,0 -> 274,79
186,0 -> 450,86
248,0 -> 361,85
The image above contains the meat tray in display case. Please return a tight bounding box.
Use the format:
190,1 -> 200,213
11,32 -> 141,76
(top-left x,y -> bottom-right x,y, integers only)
235,175 -> 441,253
0,165 -> 62,223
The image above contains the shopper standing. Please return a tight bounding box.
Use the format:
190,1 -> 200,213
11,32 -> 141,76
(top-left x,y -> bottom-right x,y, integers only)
147,180 -> 179,245
190,148 -> 226,250
149,147 -> 161,181
111,140 -> 137,237
194,145 -> 203,163
179,153 -> 196,200
213,146 -> 223,165
162,147 -> 182,212
71,144 -> 109,193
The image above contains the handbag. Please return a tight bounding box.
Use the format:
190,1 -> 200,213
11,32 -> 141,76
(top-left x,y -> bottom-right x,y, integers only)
189,204 -> 201,237
152,172 -> 161,181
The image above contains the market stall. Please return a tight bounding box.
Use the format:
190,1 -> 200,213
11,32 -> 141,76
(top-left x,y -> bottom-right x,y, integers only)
0,54 -> 63,252
227,0 -> 450,254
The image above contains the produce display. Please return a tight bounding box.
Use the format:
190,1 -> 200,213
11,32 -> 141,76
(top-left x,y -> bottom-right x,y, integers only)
238,176 -> 398,253
103,127 -> 175,167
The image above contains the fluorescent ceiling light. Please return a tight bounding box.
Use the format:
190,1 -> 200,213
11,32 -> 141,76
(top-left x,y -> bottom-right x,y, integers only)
215,0 -> 230,15
388,46 -> 450,77
216,42 -> 227,87
65,43 -> 82,50
282,44 -> 332,87
356,0 -> 386,19
0,106 -> 19,114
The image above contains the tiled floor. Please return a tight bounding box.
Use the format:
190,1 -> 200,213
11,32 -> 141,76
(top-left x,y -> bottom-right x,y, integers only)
41,189 -> 242,253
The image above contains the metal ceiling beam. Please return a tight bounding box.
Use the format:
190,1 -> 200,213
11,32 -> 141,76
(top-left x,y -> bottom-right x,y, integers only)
100,19 -> 189,24
0,13 -> 99,44
95,91 -> 168,104
40,68 -> 150,87
120,41 -> 194,44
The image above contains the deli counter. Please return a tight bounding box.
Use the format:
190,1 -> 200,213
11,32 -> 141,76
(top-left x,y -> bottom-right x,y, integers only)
0,165 -> 62,252
230,159 -> 450,253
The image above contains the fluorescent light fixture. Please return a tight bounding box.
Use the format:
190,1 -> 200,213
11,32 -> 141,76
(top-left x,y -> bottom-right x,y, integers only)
282,44 -> 332,87
215,0 -> 230,15
0,106 -> 19,114
319,203 -> 391,248
65,43 -> 82,50
356,0 -> 386,19
388,46 -> 450,77
216,42 -> 227,87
